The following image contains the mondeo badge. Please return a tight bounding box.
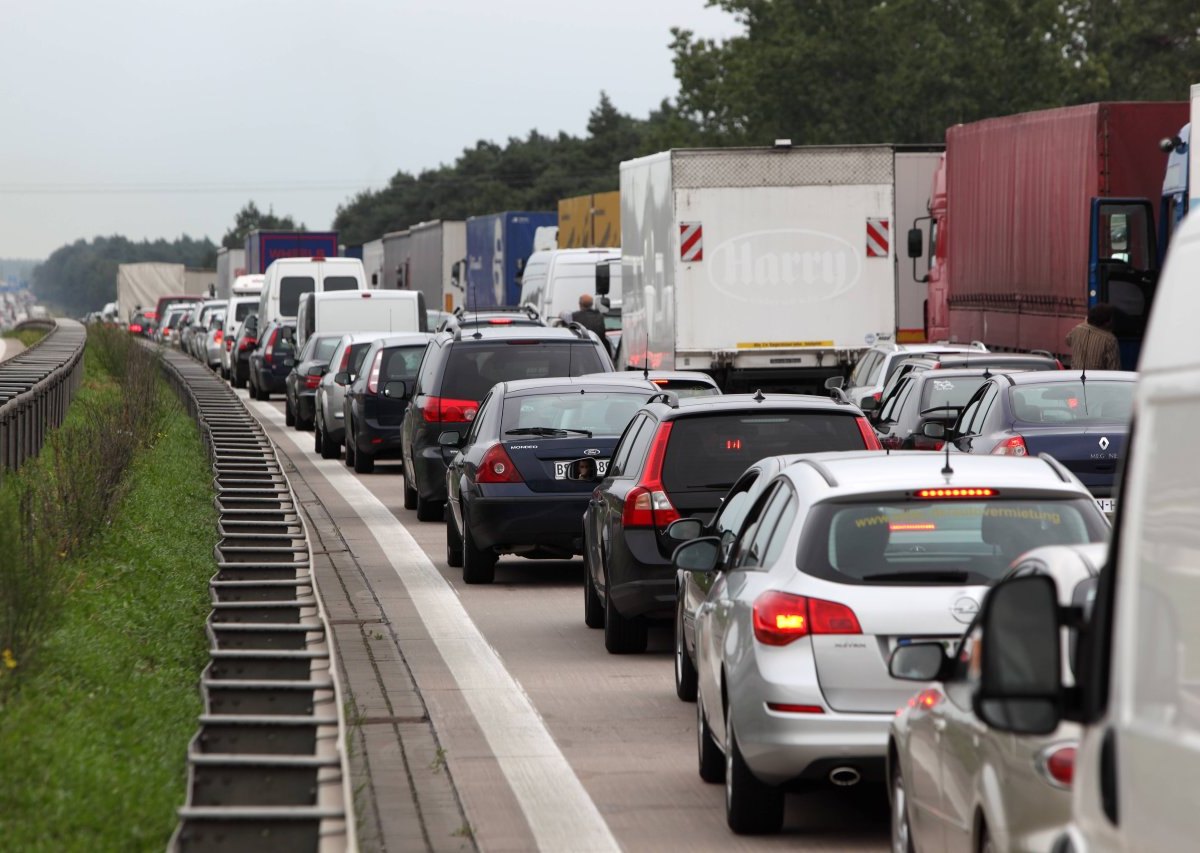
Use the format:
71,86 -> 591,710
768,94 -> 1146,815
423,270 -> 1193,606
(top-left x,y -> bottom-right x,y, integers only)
1098,436 -> 1110,450
951,597 -> 980,624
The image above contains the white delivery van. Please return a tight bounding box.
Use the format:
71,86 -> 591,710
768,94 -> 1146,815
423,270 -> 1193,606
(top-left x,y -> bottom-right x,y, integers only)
295,290 -> 426,352
965,205 -> 1200,851
518,247 -> 621,323
257,257 -> 366,329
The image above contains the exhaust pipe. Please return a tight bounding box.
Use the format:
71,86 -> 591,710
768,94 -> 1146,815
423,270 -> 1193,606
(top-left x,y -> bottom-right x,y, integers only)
829,766 -> 861,787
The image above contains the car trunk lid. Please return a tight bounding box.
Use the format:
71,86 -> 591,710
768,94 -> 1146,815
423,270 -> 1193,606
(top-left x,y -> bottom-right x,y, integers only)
1016,426 -> 1125,493
504,436 -> 620,493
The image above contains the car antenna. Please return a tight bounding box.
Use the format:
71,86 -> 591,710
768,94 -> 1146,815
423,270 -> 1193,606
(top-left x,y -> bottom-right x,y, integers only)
1079,365 -> 1089,414
467,261 -> 482,339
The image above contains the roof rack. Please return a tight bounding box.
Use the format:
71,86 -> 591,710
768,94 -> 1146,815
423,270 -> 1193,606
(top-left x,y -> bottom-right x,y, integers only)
646,391 -> 679,409
797,458 -> 839,487
564,321 -> 597,341
452,304 -> 540,319
969,340 -> 988,351
1035,452 -> 1073,484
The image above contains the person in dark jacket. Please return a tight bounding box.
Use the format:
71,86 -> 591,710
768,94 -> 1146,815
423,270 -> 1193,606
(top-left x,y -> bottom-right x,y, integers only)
571,294 -> 608,348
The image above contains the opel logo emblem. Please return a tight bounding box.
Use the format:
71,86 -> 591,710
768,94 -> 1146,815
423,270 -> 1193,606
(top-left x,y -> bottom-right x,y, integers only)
1098,436 -> 1110,450
584,448 -> 601,456
951,597 -> 980,624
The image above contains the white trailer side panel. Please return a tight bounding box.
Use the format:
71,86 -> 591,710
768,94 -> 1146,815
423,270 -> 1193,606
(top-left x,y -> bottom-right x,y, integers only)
116,262 -> 186,322
894,152 -> 942,340
362,240 -> 384,289
620,152 -> 674,370
381,230 -> 411,291
185,269 -> 216,297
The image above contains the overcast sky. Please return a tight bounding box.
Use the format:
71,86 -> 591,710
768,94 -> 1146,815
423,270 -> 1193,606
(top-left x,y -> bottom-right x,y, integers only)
0,0 -> 742,260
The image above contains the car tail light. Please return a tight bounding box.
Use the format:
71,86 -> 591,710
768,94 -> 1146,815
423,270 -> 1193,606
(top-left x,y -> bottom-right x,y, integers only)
421,397 -> 479,423
129,323 -> 142,334
263,327 -> 280,365
991,435 -> 1027,456
366,350 -> 383,394
304,373 -> 322,390
1038,744 -> 1076,789
751,591 -> 861,646
163,328 -> 171,337
488,318 -> 513,325
916,487 -> 996,498
621,423 -> 680,529
766,703 -> 825,714
238,336 -> 257,352
856,417 -> 883,450
1056,359 -> 1065,370
903,688 -> 944,712
226,336 -> 235,352
214,330 -> 223,344
476,444 -> 522,483
910,433 -> 944,451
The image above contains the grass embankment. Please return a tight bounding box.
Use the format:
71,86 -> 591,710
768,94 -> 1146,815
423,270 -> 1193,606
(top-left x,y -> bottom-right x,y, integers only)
3,328 -> 47,348
0,329 -> 217,851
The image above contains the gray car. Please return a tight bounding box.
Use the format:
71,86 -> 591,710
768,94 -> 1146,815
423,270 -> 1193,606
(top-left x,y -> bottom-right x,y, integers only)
676,451 -> 1109,835
888,542 -> 1103,853
313,332 -> 389,460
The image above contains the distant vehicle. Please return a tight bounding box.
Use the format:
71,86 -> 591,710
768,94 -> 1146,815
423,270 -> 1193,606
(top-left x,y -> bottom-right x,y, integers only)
676,451 -> 1108,834
228,314 -> 259,389
888,542 -> 1103,853
518,247 -> 620,324
257,257 -> 367,331
201,310 -> 226,370
118,262 -> 188,324
230,273 -> 264,296
220,296 -> 262,382
400,324 -> 614,521
836,338 -> 987,409
342,333 -> 433,473
285,333 -> 342,430
465,211 -> 557,308
246,320 -> 296,401
444,376 -> 657,583
437,305 -> 544,333
872,368 -> 999,450
127,311 -> 153,337
557,191 -> 620,248
384,220 -> 466,315
871,351 -> 1062,419
153,294 -> 203,330
215,247 -> 245,299
244,230 -> 339,275
582,392 -> 882,655
314,333 -> 389,460
295,289 -> 426,352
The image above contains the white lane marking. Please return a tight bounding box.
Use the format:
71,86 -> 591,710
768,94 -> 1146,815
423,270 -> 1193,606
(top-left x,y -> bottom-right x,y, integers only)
249,400 -> 620,853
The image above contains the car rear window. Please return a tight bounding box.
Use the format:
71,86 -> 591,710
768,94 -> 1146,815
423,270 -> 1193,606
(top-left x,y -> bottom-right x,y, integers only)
655,380 -> 720,398
323,276 -> 359,292
235,301 -> 255,321
501,391 -> 650,436
1010,380 -> 1133,424
919,376 -> 989,411
279,276 -> 316,316
661,412 -> 865,492
797,498 -> 1107,585
440,342 -> 606,401
380,345 -> 426,380
313,337 -> 340,364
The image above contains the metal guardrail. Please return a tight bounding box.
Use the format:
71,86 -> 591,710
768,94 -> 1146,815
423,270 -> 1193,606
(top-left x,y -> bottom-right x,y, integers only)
0,318 -> 86,470
158,349 -> 355,853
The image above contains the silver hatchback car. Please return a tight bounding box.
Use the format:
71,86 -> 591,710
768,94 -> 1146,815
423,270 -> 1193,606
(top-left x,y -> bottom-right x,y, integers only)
314,332 -> 389,460
675,451 -> 1109,835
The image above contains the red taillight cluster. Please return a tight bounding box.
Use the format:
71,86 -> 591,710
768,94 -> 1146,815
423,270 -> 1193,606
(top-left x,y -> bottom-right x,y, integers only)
129,323 -> 143,334
1039,745 -> 1076,789
366,350 -> 383,394
751,590 -> 861,646
226,336 -> 235,352
304,373 -> 322,390
856,417 -> 883,450
488,318 -> 513,325
214,330 -> 223,344
238,337 -> 257,352
476,444 -> 522,483
421,396 -> 478,423
621,424 -> 680,529
991,435 -> 1027,456
263,328 -> 280,365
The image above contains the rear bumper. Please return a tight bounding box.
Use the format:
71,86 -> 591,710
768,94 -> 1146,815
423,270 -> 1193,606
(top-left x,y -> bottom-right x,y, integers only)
607,527 -> 674,618
354,419 -> 405,459
467,493 -> 590,552
413,444 -> 450,502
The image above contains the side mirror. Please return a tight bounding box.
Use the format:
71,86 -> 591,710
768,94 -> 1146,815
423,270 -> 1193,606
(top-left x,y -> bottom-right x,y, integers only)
672,536 -> 722,574
563,457 -> 604,481
889,643 -> 950,682
383,380 -> 408,399
437,431 -> 462,448
824,375 -> 845,391
599,295 -> 611,310
859,396 -> 879,413
907,227 -> 923,259
973,575 -> 1064,735
666,517 -> 704,543
921,422 -> 946,439
333,371 -> 350,385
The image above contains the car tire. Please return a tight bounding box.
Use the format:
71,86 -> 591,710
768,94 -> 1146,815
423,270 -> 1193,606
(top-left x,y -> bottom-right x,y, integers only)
416,493 -> 444,522
313,417 -> 323,454
284,398 -> 295,427
461,510 -> 496,584
257,381 -> 270,402
725,710 -> 784,834
891,759 -> 916,853
343,428 -> 356,467
318,417 -> 339,460
674,592 -> 698,702
978,823 -> 994,853
446,508 -> 464,568
604,579 -> 647,654
403,465 -> 419,510
697,695 -> 724,783
583,569 -> 604,629
353,447 -> 375,474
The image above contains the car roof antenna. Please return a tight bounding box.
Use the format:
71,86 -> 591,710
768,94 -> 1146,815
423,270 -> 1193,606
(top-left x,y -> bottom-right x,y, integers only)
941,434 -> 954,476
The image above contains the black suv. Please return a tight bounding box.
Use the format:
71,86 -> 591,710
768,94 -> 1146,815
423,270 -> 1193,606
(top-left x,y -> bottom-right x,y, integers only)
401,324 -> 614,521
582,392 -> 880,654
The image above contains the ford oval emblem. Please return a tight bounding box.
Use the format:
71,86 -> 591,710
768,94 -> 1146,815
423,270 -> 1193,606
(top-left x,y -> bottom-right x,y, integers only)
951,597 -> 980,624
584,448 -> 601,456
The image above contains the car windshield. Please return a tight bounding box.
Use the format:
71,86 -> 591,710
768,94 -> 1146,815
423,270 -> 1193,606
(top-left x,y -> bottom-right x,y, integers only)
441,342 -> 606,401
1009,380 -> 1133,424
501,391 -> 649,436
919,376 -> 989,412
662,412 -> 865,492
313,337 -> 340,364
797,498 -> 1108,585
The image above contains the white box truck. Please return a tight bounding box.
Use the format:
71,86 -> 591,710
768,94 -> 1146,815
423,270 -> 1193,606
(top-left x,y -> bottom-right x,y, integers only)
116,262 -> 187,323
619,144 -> 941,391
362,239 -> 384,289
216,248 -> 246,299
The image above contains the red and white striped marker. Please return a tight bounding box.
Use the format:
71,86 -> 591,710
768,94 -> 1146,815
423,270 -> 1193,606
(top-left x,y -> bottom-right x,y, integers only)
680,222 -> 703,262
866,218 -> 889,257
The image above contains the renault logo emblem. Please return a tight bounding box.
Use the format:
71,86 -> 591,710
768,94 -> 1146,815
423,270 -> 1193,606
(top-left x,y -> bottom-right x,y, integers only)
584,448 -> 601,456
1098,436 -> 1110,451
951,597 -> 980,624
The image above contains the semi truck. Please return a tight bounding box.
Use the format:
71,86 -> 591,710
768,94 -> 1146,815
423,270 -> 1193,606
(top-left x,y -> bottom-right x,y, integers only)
116,262 -> 188,322
244,230 -> 339,275
215,248 -> 246,299
557,191 -> 620,248
619,144 -> 941,392
392,220 -> 466,313
464,211 -> 556,308
912,102 -> 1187,368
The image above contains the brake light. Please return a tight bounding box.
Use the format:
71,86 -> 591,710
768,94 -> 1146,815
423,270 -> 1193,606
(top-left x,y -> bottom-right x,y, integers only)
1038,745 -> 1076,789
766,703 -> 825,714
476,444 -> 522,483
991,435 -> 1027,456
1055,359 -> 1065,370
751,591 -> 861,646
621,423 -> 680,529
856,417 -> 882,450
238,337 -> 257,352
890,522 -> 937,531
214,330 -> 223,344
163,328 -> 171,337
263,327 -> 280,365
366,350 -> 383,394
488,318 -> 513,325
421,397 -> 478,423
304,373 -> 322,390
916,488 -> 996,498
129,323 -> 142,333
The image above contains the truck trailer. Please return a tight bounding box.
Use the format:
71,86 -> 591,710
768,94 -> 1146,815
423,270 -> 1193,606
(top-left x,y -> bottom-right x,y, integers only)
244,230 -> 339,275
915,102 -> 1186,368
464,211 -> 556,308
116,262 -> 187,323
402,220 -> 466,313
620,144 -> 941,392
557,192 -> 620,248
215,248 -> 246,299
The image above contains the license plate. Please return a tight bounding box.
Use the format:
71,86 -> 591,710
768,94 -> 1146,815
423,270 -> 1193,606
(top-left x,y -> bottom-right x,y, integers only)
1097,498 -> 1116,514
554,459 -> 608,479
894,636 -> 960,655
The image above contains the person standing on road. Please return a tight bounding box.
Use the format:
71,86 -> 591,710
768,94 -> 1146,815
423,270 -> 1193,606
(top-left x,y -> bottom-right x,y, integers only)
1066,303 -> 1122,371
572,294 -> 608,349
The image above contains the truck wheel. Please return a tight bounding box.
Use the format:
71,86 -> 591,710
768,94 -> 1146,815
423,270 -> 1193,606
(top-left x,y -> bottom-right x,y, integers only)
604,583 -> 647,654
461,511 -> 496,584
725,711 -> 784,834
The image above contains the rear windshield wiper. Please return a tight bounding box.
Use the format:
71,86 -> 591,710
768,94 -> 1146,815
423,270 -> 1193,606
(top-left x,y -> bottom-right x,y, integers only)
860,570 -> 971,584
504,427 -> 593,437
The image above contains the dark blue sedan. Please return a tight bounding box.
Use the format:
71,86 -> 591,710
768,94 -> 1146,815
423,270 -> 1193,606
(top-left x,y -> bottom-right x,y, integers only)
948,370 -> 1135,510
444,376 -> 656,584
